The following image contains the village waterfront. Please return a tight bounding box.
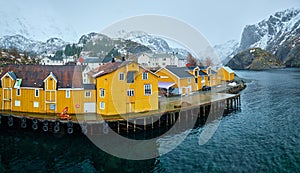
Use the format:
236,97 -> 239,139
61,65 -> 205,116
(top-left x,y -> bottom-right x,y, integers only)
0,68 -> 300,172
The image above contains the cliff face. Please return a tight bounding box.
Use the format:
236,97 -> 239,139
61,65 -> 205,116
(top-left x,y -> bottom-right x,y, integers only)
227,48 -> 285,70
239,9 -> 300,67
221,9 -> 300,67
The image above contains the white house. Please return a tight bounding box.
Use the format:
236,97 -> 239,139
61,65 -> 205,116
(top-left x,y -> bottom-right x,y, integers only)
78,57 -> 104,84
40,57 -> 64,65
137,53 -> 186,68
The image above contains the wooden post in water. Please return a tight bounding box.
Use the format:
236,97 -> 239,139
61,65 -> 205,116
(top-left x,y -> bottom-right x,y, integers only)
158,116 -> 161,128
117,121 -> 120,134
144,118 -> 147,131
151,116 -> 154,129
134,119 -> 136,132
166,114 -> 169,127
127,120 -> 129,134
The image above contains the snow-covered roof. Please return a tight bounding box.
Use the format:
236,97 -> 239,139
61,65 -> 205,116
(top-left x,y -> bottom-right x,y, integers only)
223,66 -> 234,73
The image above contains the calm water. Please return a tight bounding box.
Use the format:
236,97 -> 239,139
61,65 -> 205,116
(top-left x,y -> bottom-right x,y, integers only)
1,68 -> 300,172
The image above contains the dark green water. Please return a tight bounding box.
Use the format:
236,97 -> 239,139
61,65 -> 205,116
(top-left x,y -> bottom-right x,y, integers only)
1,68 -> 300,172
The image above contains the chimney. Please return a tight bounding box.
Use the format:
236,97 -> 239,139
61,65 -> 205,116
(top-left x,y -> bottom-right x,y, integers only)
122,56 -> 125,62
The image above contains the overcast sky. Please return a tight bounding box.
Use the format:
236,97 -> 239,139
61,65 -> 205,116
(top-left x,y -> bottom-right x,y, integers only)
2,0 -> 300,45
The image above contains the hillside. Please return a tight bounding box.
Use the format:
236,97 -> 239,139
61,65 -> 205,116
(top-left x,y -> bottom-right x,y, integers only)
227,48 -> 285,70
79,32 -> 152,57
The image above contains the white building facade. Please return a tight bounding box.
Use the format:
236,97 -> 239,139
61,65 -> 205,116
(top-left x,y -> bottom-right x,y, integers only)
137,53 -> 186,68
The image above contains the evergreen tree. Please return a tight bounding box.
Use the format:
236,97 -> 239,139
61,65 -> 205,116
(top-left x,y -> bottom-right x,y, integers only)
55,50 -> 64,59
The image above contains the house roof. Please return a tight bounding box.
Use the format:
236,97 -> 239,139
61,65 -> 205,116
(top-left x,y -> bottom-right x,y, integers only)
0,65 -> 84,88
88,61 -> 132,78
186,65 -> 208,70
8,71 -> 17,80
223,66 -> 234,73
164,65 -> 194,78
83,57 -> 104,63
102,56 -> 112,63
199,70 -> 208,76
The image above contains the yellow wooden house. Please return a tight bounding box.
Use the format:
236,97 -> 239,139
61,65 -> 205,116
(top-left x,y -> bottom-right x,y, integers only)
155,66 -> 197,95
185,66 -> 209,90
201,67 -> 222,87
0,65 -> 96,115
217,66 -> 235,81
88,61 -> 159,116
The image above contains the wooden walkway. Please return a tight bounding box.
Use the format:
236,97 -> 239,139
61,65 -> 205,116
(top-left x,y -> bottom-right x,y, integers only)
0,92 -> 241,136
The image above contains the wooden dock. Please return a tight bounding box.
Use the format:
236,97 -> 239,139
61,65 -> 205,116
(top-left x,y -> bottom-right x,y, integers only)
0,92 -> 241,137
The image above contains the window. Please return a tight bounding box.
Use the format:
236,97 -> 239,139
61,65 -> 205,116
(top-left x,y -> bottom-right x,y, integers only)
144,84 -> 152,95
127,89 -> 134,96
188,77 -> 191,83
142,72 -> 148,80
16,89 -> 21,96
66,90 -> 70,98
195,78 -> 198,83
194,70 -> 198,76
119,73 -> 124,80
85,91 -> 91,98
100,88 -> 105,97
127,72 -> 134,83
50,104 -> 56,110
100,102 -> 105,110
35,89 -> 39,97
15,100 -> 20,107
34,102 -> 39,108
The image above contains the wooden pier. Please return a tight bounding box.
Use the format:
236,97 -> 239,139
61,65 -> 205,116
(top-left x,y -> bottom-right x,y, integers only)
0,93 -> 241,138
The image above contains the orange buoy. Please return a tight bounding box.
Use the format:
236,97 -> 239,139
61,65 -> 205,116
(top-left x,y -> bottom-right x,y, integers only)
59,107 -> 71,120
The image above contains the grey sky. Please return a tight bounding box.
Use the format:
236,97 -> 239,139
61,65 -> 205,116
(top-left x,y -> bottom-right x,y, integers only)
2,0 -> 300,45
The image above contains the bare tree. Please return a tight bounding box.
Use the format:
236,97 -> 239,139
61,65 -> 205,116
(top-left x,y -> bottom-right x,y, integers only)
187,53 -> 197,66
205,56 -> 213,66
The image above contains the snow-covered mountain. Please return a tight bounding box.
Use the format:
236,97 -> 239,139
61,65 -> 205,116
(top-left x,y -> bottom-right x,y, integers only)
0,2 -> 78,42
213,40 -> 239,64
240,8 -> 300,50
217,8 -> 300,67
239,8 -> 300,66
118,30 -> 188,57
0,35 -> 68,54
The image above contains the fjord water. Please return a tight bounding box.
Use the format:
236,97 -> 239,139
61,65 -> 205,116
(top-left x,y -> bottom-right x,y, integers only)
1,69 -> 300,172
156,68 -> 300,172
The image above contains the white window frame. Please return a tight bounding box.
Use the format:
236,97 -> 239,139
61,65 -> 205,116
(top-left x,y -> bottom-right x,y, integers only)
34,101 -> 39,108
100,88 -> 105,98
119,72 -> 124,81
66,90 -> 70,98
15,100 -> 20,107
144,84 -> 152,96
127,89 -> 134,96
100,102 -> 105,110
35,89 -> 39,97
142,72 -> 148,80
16,88 -> 21,96
85,91 -> 91,98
